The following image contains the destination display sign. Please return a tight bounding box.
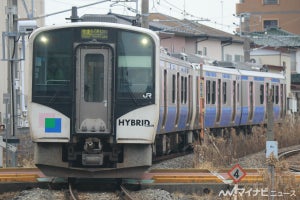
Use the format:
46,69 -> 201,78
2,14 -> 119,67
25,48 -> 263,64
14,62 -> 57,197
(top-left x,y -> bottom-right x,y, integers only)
81,28 -> 108,40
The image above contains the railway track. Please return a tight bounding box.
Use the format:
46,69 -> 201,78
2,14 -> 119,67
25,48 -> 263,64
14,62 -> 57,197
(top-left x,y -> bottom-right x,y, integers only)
120,185 -> 135,200
278,148 -> 300,172
0,147 -> 299,199
65,182 -> 79,200
0,149 -> 300,184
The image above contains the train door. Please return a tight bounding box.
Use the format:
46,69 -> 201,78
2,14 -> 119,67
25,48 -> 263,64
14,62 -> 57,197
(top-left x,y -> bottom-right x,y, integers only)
175,72 -> 180,127
162,69 -> 168,129
75,46 -> 112,133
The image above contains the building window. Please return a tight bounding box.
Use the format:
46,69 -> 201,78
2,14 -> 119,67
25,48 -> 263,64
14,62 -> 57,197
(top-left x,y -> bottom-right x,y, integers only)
203,47 -> 207,56
263,0 -> 278,4
264,20 -> 278,29
234,55 -> 243,62
225,54 -> 232,62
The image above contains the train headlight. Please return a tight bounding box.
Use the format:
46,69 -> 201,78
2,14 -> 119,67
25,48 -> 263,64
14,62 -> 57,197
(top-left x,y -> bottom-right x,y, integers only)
40,35 -> 48,44
141,37 -> 149,46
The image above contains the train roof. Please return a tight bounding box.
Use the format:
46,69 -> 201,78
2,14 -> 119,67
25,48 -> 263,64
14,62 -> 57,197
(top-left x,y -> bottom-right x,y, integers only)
29,22 -> 159,41
239,69 -> 285,79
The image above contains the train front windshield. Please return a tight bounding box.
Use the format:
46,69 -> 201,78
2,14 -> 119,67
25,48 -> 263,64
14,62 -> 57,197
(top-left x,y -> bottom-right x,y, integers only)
32,26 -> 156,115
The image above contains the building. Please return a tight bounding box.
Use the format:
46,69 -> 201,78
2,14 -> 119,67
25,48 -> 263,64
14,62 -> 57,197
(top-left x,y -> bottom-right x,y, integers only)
0,1 -> 45,128
82,12 -> 245,63
236,0 -> 300,113
236,0 -> 300,35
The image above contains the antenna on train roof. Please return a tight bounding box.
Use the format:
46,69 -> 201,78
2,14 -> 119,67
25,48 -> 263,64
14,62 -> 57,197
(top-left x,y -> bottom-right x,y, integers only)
66,6 -> 82,22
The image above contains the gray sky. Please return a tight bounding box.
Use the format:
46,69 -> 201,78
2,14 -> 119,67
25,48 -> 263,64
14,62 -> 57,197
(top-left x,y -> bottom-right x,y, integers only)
45,0 -> 239,33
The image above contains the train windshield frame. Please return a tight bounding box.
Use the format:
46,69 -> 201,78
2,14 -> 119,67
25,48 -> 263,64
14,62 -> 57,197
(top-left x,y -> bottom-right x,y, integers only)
32,26 -> 156,107
116,31 -> 155,102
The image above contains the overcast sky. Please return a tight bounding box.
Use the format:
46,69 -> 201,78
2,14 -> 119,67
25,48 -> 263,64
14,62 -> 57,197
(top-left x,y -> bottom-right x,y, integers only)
45,0 -> 239,33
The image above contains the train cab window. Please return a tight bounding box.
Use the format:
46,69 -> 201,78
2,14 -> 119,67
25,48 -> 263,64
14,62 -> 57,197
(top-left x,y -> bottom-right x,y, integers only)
222,82 -> 227,104
33,29 -> 72,97
212,81 -> 216,104
116,31 -> 155,101
260,84 -> 264,104
206,80 -> 210,104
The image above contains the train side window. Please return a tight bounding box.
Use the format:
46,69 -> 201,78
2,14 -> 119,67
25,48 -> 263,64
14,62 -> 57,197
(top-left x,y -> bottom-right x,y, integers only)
272,85 -> 275,103
177,73 -> 180,105
237,83 -> 240,103
280,84 -> 284,104
275,85 -> 279,104
266,83 -> 269,101
163,70 -> 167,104
172,74 -> 176,103
162,70 -> 168,128
212,81 -> 216,104
184,77 -> 187,104
206,80 -> 210,104
181,76 -> 184,104
260,84 -> 264,104
222,82 -> 227,104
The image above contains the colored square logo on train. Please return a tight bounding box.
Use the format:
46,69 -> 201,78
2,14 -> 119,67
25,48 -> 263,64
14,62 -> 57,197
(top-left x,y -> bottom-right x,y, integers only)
45,118 -> 61,133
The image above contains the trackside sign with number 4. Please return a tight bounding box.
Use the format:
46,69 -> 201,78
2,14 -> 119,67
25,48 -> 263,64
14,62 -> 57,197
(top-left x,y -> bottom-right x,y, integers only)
228,164 -> 246,183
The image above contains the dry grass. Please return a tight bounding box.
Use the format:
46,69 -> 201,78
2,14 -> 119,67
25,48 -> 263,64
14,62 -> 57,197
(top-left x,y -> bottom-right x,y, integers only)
193,116 -> 300,199
2,129 -> 35,168
194,116 -> 300,168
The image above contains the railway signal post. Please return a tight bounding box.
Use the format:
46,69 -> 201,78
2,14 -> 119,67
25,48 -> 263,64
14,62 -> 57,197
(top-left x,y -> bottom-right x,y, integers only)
266,87 -> 276,200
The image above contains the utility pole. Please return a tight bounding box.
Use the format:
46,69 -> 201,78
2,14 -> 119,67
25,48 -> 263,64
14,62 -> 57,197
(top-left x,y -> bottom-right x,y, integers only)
5,0 -> 18,167
141,0 -> 149,28
266,87 -> 276,200
240,13 -> 251,62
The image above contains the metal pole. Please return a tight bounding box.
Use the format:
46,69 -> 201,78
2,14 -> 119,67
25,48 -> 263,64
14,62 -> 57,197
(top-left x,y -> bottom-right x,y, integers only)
0,136 -> 2,167
5,96 -> 9,167
243,14 -> 250,62
141,0 -> 149,28
6,0 -> 18,167
267,87 -> 275,200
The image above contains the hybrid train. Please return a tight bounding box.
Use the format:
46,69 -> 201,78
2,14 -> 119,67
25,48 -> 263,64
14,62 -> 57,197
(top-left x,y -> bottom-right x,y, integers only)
28,22 -> 286,178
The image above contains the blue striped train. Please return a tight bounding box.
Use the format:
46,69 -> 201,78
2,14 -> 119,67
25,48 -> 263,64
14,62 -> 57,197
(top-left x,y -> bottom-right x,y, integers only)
156,52 -> 286,155
28,22 -> 286,178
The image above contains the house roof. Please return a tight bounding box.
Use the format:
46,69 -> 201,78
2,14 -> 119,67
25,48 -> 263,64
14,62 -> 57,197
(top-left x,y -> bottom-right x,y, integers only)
249,27 -> 300,47
81,12 -> 244,44
148,13 -> 243,43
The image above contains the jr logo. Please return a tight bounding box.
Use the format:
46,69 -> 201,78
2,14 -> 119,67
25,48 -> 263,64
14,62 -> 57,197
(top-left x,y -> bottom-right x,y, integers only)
143,93 -> 152,99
